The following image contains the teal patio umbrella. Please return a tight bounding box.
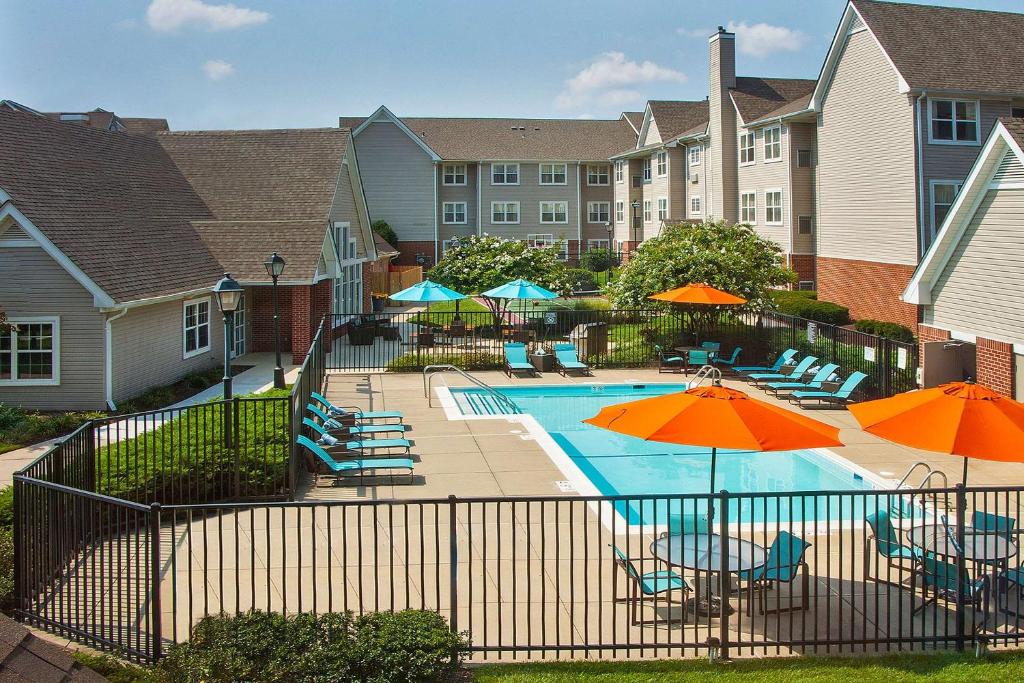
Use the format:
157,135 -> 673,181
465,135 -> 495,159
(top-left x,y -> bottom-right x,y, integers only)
481,279 -> 558,332
390,280 -> 466,328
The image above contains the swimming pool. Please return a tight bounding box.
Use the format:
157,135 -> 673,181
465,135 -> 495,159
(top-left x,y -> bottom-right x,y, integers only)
450,383 -> 887,525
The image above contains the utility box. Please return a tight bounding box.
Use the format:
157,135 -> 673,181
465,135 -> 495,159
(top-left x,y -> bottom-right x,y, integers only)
568,322 -> 608,359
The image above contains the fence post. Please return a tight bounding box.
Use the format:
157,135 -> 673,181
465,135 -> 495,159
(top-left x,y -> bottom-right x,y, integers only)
954,483 -> 967,651
233,397 -> 242,499
880,338 -> 891,397
718,489 -> 730,661
150,502 -> 163,662
448,495 -> 459,634
12,478 -> 22,615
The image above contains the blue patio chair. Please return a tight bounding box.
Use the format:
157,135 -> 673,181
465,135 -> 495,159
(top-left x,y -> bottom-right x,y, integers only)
296,435 -> 414,486
553,343 -> 591,376
305,404 -> 407,437
310,391 -> 404,424
789,371 -> 868,408
503,342 -> 537,377
733,348 -> 798,374
655,344 -> 685,374
302,417 -> 412,455
686,349 -> 711,375
972,511 -> 1017,542
913,553 -> 990,629
661,512 -> 710,539
747,355 -> 819,386
700,341 -> 721,355
713,347 -> 742,368
736,531 -> 812,615
994,563 -> 1024,616
865,510 -> 920,587
765,363 -> 840,397
610,545 -> 693,625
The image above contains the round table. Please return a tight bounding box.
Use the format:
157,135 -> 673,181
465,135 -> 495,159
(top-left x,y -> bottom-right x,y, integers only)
908,525 -> 1017,564
650,533 -> 767,615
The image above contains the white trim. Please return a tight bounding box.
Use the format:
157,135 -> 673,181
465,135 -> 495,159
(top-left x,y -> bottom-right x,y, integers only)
689,195 -> 702,216
539,200 -> 569,224
476,164 -> 482,235
614,160 -> 624,183
490,201 -> 520,224
539,163 -> 568,186
104,308 -> 128,409
350,105 -> 442,161
586,164 -> 610,186
343,141 -> 377,261
442,163 -> 468,186
739,191 -> 756,223
688,145 -> 701,166
433,164 -> 439,263
926,98 -> 981,146
442,201 -> 468,225
738,131 -> 755,167
928,179 -> 961,241
0,316 -> 61,386
0,201 -> 115,308
182,297 -> 212,360
764,188 -> 784,225
586,201 -> 610,224
763,125 -> 782,164
490,162 -> 520,186
635,103 -> 655,150
654,152 -> 667,177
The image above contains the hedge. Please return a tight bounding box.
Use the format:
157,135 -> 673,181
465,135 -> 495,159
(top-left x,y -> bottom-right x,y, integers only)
386,351 -> 502,372
770,290 -> 850,326
854,319 -> 916,343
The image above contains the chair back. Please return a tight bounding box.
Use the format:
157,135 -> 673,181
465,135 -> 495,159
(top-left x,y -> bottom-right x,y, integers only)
654,344 -> 668,360
808,363 -> 841,384
972,511 -> 1017,541
297,435 -> 339,469
770,349 -> 799,371
668,513 -> 709,536
302,417 -> 330,438
688,349 -> 710,365
784,356 -> 818,379
306,403 -> 341,429
310,392 -> 337,413
504,342 -> 529,364
919,553 -> 962,592
554,343 -> 580,364
720,347 -> 742,365
701,341 -> 721,353
866,510 -> 904,558
763,531 -> 811,582
610,545 -> 641,582
834,371 -> 868,398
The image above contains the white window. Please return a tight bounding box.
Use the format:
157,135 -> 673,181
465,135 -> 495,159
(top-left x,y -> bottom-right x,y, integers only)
643,199 -> 652,222
740,192 -> 756,223
690,196 -> 702,215
739,132 -> 755,165
540,200 -> 568,223
614,160 -> 624,182
657,197 -> 668,221
587,201 -> 610,223
763,127 -> 782,162
656,151 -> 667,176
527,233 -> 567,260
798,215 -> 814,235
540,163 -> 567,185
930,180 -> 961,234
334,223 -> 363,315
183,298 -> 211,359
642,158 -> 651,182
491,201 -> 520,224
491,163 -> 519,185
442,202 -> 467,224
587,164 -> 610,185
442,163 -> 467,185
587,239 -> 610,251
797,280 -> 815,291
0,318 -> 60,385
689,145 -> 701,166
232,294 -> 246,358
765,189 -> 783,224
929,99 -> 979,144
615,200 -> 624,223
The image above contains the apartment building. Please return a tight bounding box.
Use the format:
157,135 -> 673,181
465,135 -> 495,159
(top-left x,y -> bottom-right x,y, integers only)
340,107 -> 637,266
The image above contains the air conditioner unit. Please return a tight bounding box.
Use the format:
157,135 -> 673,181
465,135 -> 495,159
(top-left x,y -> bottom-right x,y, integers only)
690,173 -> 699,184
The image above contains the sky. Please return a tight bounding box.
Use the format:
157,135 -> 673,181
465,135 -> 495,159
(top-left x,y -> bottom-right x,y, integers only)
3,0 -> 1023,130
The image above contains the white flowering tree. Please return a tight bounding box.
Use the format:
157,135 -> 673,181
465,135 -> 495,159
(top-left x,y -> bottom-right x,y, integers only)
428,235 -> 572,323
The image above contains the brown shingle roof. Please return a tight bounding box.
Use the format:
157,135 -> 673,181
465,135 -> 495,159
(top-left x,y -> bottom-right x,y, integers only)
853,0 -> 1024,94
999,117 -> 1024,148
622,111 -> 644,133
647,100 -> 709,141
372,231 -> 399,257
192,220 -> 328,282
0,616 -> 107,681
341,115 -> 636,161
120,117 -> 170,135
747,93 -> 813,125
731,77 -> 816,123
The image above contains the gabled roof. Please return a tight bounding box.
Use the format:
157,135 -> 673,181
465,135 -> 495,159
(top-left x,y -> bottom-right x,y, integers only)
0,615 -> 106,682
646,100 -> 709,142
343,107 -> 636,161
191,220 -> 331,283
121,117 -> 170,135
903,118 -> 1024,305
372,231 -> 399,258
731,78 -> 816,124
621,111 -> 644,134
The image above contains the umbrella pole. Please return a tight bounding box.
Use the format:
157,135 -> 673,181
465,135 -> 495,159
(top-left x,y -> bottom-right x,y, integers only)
708,447 -> 717,523
962,456 -> 968,487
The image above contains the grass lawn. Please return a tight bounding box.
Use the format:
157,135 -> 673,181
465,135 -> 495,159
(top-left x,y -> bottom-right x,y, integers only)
471,651 -> 1024,682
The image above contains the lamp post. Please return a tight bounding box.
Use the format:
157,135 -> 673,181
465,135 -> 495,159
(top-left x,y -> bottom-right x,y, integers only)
630,200 -> 641,258
604,221 -> 613,285
264,252 -> 287,389
449,237 -> 462,321
213,273 -> 243,449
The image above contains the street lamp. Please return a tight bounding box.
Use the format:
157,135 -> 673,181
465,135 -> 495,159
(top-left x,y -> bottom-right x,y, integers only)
263,252 -> 287,389
630,200 -> 641,255
604,221 -> 613,284
448,237 -> 462,321
213,273 -> 244,401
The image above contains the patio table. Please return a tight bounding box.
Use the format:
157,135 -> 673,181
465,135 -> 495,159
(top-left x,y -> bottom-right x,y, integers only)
908,524 -> 1018,564
650,532 -> 766,616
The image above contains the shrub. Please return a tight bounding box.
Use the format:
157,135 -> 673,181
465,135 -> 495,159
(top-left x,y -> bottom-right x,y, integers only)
385,352 -> 502,372
159,610 -> 468,683
371,220 -> 398,248
854,319 -> 916,343
0,486 -> 11,531
771,290 -> 850,326
578,247 -> 614,273
561,267 -> 598,293
72,653 -> 162,683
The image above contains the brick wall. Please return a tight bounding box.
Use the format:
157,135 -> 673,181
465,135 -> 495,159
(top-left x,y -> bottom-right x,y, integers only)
250,286 -> 293,353
976,337 -> 1015,397
816,256 -> 918,328
788,255 -> 816,287
395,241 -> 437,268
290,285 -> 312,365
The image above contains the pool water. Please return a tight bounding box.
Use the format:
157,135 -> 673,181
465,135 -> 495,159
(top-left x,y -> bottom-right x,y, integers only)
452,383 -> 886,524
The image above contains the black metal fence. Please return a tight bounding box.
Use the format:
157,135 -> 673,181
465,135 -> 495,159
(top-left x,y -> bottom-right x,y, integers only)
327,309 -> 918,400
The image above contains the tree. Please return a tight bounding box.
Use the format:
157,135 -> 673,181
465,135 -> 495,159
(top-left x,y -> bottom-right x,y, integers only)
608,220 -> 795,313
579,248 -> 614,274
371,220 -> 398,248
427,235 -> 572,321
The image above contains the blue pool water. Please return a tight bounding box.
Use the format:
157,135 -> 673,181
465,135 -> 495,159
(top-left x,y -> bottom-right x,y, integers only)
452,383 -> 887,524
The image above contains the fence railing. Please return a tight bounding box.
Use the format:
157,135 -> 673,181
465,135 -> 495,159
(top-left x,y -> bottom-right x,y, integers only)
290,317 -> 327,485
325,309 -> 918,400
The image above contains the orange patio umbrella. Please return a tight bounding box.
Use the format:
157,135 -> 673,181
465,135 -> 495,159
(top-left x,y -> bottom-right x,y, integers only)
848,381 -> 1024,484
583,382 -> 843,503
649,283 -> 748,306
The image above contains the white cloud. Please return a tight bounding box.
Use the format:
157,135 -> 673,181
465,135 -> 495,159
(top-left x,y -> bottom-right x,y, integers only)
202,59 -> 235,80
676,26 -> 713,39
146,0 -> 269,32
556,52 -> 686,110
726,21 -> 806,58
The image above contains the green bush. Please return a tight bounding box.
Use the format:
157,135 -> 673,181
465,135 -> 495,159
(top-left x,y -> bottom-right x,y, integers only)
0,528 -> 12,610
578,248 -> 614,273
771,290 -> 850,326
73,652 -> 162,683
371,219 -> 398,248
385,352 -> 501,372
159,610 -> 468,683
854,319 -> 916,343
0,486 -> 12,532
561,268 -> 598,293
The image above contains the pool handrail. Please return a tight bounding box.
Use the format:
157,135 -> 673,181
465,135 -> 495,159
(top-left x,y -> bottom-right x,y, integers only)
423,364 -> 522,413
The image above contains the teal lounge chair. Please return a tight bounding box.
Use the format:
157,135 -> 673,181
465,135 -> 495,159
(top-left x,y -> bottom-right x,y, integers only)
713,347 -> 742,368
733,349 -> 798,374
302,418 -> 411,454
865,510 -> 920,587
310,392 -> 403,424
747,355 -> 819,386
553,343 -> 591,376
790,371 -> 868,408
503,342 -> 537,377
765,363 -> 840,397
306,404 -> 407,437
611,545 -> 693,625
736,531 -> 812,615
297,435 -> 414,485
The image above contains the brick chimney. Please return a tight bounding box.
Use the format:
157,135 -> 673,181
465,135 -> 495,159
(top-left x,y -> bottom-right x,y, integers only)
708,26 -> 737,222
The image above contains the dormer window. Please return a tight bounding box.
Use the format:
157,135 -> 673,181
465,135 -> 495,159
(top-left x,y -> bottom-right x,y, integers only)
929,99 -> 979,144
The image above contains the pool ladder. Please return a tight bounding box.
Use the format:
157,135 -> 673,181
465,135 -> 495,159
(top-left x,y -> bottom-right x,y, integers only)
891,461 -> 952,520
689,365 -> 722,388
422,365 -> 522,414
